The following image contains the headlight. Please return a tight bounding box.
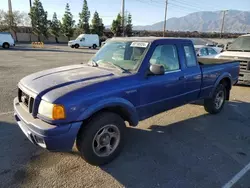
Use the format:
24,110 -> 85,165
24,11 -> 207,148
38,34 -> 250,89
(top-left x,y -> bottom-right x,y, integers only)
38,100 -> 66,120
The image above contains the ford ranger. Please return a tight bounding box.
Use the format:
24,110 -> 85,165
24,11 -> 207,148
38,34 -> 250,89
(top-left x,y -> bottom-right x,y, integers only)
14,37 -> 239,165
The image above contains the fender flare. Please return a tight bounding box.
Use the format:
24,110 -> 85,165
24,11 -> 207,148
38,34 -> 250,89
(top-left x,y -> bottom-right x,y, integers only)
77,97 -> 139,126
210,72 -> 232,98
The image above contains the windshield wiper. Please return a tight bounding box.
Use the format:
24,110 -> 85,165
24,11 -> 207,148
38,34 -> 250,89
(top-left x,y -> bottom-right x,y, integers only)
101,61 -> 130,73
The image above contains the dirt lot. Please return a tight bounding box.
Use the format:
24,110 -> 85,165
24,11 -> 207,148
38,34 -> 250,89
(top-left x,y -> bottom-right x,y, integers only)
1,44 -> 250,188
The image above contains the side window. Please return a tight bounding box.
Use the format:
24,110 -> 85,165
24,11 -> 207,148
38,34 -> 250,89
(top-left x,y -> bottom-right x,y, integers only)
81,38 -> 85,41
184,45 -> 197,67
207,48 -> 217,55
200,48 -> 208,56
150,45 -> 180,72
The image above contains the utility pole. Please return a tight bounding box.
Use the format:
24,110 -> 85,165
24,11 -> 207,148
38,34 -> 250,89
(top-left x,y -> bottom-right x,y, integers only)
163,0 -> 168,37
220,10 -> 228,39
29,0 -> 32,8
8,0 -> 13,25
121,0 -> 125,37
29,0 -> 32,42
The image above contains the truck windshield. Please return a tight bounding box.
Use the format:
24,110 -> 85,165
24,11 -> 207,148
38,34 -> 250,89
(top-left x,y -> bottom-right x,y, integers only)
89,41 -> 149,71
227,36 -> 250,52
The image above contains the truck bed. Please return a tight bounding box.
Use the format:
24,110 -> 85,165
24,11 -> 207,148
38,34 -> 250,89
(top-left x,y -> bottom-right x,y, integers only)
198,57 -> 237,65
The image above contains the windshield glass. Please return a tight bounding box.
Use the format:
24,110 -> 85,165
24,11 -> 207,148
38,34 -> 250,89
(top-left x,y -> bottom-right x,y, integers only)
227,36 -> 250,51
76,35 -> 83,40
90,41 -> 149,71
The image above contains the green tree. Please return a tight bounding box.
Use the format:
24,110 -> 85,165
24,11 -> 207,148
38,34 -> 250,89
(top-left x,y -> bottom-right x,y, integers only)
125,13 -> 132,37
29,0 -> 49,41
49,12 -> 61,43
61,3 -> 75,41
90,11 -> 105,36
79,0 -> 90,34
1,11 -> 27,41
111,13 -> 122,37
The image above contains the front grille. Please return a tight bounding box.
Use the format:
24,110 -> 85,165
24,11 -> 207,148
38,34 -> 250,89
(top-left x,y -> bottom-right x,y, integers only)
18,88 -> 34,113
240,61 -> 250,71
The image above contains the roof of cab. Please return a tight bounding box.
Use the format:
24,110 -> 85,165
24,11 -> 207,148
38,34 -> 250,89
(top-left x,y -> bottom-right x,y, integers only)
110,37 -> 193,43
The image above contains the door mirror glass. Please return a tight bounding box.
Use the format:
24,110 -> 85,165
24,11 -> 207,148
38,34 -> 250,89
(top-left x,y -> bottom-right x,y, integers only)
149,64 -> 165,75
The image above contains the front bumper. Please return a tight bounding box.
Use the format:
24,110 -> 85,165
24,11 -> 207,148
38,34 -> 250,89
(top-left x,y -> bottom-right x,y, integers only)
238,71 -> 250,85
13,97 -> 82,151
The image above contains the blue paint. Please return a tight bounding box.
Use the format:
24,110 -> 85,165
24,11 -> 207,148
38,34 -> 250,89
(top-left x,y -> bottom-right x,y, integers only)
14,38 -> 240,151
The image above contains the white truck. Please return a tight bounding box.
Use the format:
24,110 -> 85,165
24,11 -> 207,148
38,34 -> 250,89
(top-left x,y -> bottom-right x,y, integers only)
0,32 -> 15,49
215,34 -> 250,84
68,34 -> 100,49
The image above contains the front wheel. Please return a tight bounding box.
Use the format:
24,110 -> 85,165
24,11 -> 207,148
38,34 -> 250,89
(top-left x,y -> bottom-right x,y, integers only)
76,112 -> 126,166
3,42 -> 10,49
204,84 -> 226,114
74,44 -> 80,49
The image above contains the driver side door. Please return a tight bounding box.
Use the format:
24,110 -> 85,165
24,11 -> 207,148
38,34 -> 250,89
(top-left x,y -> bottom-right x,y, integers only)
138,43 -> 185,120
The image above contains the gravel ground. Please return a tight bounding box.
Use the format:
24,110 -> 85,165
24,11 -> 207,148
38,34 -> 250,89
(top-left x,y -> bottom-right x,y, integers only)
0,44 -> 250,188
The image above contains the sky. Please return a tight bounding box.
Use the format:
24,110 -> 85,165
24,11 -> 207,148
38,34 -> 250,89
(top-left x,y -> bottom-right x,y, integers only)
2,0 -> 250,25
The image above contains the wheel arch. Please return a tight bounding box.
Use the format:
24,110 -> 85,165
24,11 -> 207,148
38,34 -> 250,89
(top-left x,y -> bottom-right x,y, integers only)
211,73 -> 232,100
77,98 -> 139,127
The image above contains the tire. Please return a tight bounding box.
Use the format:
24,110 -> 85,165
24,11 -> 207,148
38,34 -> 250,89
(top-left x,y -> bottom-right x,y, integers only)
204,84 -> 226,114
70,45 -> 75,48
3,42 -> 10,49
76,112 -> 126,166
92,44 -> 97,49
74,44 -> 80,49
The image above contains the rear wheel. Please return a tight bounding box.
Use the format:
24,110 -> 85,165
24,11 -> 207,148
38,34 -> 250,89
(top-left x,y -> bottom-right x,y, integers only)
3,42 -> 10,49
204,84 -> 226,114
76,112 -> 126,166
92,44 -> 97,49
75,44 -> 80,49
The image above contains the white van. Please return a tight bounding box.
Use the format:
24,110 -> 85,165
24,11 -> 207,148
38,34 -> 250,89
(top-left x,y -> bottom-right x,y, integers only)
0,32 -> 15,49
68,34 -> 100,49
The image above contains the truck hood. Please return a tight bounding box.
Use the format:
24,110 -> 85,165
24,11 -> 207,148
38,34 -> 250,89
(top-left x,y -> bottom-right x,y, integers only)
20,65 -> 117,99
217,51 -> 250,61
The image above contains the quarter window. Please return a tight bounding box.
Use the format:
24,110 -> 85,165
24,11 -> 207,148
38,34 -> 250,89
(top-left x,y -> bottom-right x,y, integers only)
184,46 -> 197,67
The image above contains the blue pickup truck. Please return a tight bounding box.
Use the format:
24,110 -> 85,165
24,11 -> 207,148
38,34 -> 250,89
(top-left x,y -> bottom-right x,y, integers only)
14,37 -> 239,165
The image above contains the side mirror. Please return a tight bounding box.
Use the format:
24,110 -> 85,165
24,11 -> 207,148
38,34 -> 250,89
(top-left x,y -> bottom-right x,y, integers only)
80,39 -> 82,42
149,64 -> 165,75
197,53 -> 200,57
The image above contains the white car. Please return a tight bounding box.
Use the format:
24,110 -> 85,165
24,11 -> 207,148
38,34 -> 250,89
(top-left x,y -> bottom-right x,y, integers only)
195,45 -> 222,57
0,32 -> 15,49
68,34 -> 100,49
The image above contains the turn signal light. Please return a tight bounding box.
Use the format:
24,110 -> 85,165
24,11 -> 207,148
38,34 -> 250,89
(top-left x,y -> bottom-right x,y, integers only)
52,105 -> 66,120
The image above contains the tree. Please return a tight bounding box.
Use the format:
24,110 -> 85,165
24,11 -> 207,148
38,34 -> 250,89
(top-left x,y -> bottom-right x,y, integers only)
111,14 -> 122,37
78,0 -> 90,34
125,13 -> 132,37
90,11 -> 105,36
61,3 -> 75,40
1,11 -> 27,41
29,0 -> 49,41
49,12 -> 61,43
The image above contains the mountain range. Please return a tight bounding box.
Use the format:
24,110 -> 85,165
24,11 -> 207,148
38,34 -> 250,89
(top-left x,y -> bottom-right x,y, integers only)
132,10 -> 250,33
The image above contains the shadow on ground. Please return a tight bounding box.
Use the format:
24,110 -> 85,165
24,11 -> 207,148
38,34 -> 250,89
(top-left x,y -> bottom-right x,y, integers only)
100,100 -> 250,187
0,120 -> 41,188
1,100 -> 250,187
